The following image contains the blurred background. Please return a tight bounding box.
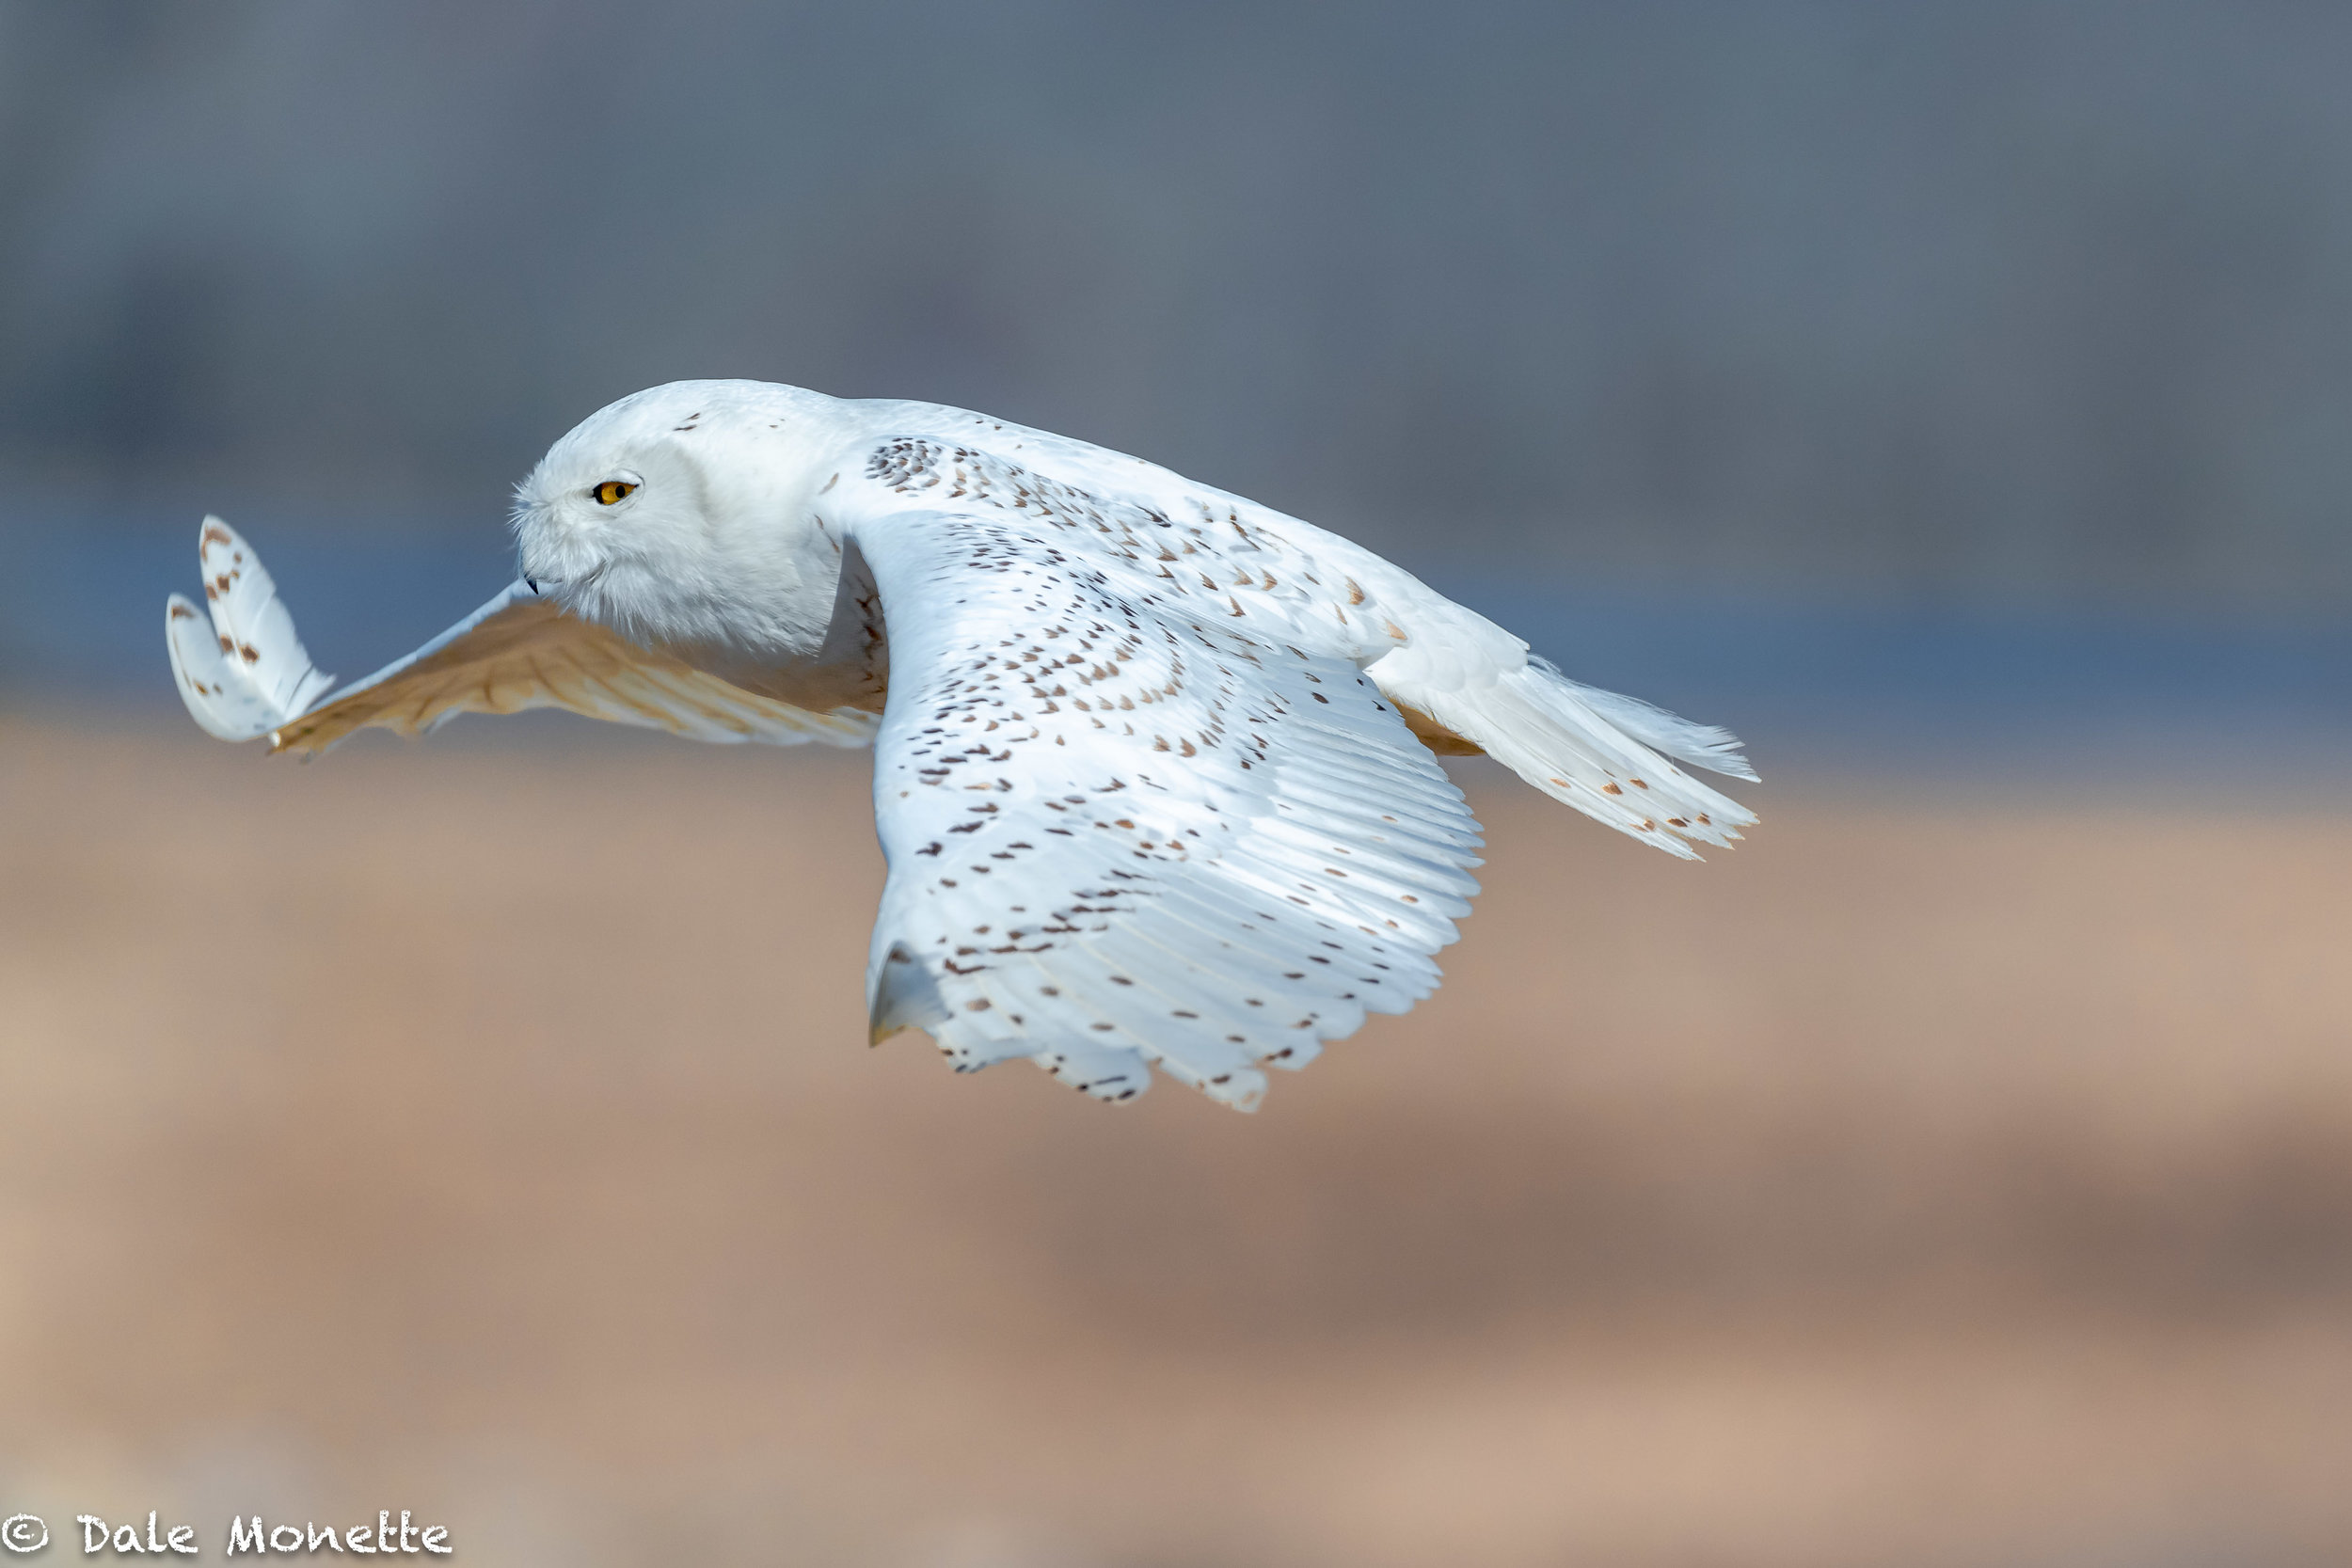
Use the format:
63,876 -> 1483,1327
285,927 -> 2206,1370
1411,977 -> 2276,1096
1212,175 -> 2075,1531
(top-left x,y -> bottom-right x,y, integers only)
4,3 -> 2351,1564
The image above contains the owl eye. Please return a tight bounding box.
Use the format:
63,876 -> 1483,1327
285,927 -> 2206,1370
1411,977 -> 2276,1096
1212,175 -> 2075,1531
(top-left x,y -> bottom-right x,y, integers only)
592,480 -> 638,506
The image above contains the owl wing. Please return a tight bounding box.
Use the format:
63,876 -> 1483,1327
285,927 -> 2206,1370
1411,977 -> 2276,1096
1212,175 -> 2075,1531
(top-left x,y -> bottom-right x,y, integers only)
846,501 -> 1485,1111
868,407 -> 1759,857
166,518 -> 878,755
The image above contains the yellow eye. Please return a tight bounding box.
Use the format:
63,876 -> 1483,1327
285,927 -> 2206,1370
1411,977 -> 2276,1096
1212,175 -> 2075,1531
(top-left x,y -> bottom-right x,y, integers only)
593,480 -> 638,505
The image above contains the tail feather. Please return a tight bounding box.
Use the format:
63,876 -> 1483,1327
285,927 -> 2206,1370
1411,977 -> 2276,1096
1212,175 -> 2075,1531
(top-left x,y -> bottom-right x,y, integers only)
1382,657 -> 1757,860
1534,657 -> 1759,782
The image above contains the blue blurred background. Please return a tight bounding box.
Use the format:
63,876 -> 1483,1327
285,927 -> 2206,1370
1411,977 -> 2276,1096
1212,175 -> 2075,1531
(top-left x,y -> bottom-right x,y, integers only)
6,0 -> 2351,772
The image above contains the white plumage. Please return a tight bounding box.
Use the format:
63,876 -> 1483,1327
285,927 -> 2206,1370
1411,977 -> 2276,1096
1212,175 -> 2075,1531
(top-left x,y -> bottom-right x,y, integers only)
164,381 -> 1756,1110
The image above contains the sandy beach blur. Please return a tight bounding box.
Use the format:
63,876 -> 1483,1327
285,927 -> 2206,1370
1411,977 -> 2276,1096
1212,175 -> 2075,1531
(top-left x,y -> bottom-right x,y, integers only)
4,713 -> 2348,1566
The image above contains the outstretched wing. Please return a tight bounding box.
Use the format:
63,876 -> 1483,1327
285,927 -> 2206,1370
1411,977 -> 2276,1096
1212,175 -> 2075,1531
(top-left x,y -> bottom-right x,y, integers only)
849,506 -> 1485,1111
267,583 -> 879,755
166,519 -> 879,754
861,408 -> 1758,857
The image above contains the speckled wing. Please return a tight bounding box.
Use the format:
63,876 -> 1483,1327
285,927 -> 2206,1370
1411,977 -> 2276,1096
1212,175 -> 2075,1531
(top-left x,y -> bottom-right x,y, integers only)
850,506 -> 1485,1111
268,583 -> 879,755
857,413 -> 1758,859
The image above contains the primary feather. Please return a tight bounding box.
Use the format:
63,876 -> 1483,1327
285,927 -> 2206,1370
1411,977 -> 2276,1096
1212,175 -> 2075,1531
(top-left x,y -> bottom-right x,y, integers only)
165,516 -> 333,739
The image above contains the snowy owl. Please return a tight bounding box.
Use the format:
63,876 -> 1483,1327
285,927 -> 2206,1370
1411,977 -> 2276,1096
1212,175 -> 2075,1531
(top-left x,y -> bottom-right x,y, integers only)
166,381 -> 1756,1110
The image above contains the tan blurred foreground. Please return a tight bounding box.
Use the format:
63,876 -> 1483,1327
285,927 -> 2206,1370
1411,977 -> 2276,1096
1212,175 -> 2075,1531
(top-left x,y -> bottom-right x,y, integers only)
4,714 -> 2351,1567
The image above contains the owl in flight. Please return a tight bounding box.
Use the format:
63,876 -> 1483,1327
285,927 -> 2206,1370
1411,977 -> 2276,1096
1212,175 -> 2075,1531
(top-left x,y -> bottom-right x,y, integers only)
167,382 -> 1756,1110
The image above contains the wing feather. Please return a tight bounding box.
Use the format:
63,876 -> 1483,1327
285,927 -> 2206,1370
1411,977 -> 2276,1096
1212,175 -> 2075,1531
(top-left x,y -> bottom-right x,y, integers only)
270,586 -> 880,754
166,592 -> 280,741
196,516 -> 337,719
846,503 -> 1484,1111
166,517 -> 335,740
